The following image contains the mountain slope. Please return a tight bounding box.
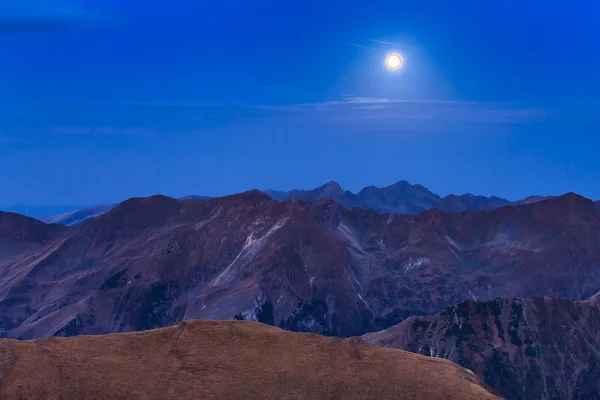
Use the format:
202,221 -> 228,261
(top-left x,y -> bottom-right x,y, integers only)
0,320 -> 500,400
1,192 -> 600,340
363,295 -> 600,400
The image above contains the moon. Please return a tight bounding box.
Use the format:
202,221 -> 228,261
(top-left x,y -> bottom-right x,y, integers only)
386,54 -> 402,69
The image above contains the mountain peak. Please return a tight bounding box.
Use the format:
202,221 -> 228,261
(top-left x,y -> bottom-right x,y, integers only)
387,180 -> 412,188
321,181 -> 342,191
537,192 -> 595,211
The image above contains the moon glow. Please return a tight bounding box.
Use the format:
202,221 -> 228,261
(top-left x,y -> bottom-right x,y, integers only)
386,54 -> 402,69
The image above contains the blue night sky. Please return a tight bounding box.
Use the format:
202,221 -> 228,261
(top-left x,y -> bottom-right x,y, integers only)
1,0 -> 600,209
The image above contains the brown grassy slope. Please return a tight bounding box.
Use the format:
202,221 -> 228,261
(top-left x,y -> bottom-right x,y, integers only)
0,320 -> 501,400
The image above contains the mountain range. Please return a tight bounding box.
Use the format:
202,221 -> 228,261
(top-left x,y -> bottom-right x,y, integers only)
0,319 -> 500,400
2,191 -> 600,338
265,180 -> 518,214
10,179 -> 590,229
2,187 -> 600,399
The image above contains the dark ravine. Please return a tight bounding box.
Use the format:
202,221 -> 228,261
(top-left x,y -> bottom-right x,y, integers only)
363,294 -> 600,400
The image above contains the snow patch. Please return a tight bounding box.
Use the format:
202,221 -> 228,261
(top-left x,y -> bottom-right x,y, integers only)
357,292 -> 368,306
211,218 -> 288,286
468,288 -> 478,301
402,256 -> 430,274
445,235 -> 462,251
335,223 -> 368,256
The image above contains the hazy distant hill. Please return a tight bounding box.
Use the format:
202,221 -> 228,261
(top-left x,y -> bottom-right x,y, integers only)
0,204 -> 86,219
41,204 -> 117,227
37,195 -> 212,227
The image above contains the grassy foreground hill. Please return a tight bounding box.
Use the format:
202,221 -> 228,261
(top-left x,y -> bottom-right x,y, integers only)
0,320 -> 500,400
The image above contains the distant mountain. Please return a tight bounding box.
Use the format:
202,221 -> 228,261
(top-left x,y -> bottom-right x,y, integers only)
354,181 -> 442,214
0,320 -> 500,400
38,195 -> 212,227
41,204 -> 117,227
265,180 -> 441,214
264,181 -> 356,206
364,294 -> 600,400
179,195 -> 213,200
0,204 -> 86,219
511,195 -> 553,206
433,194 -> 510,213
264,181 -> 559,214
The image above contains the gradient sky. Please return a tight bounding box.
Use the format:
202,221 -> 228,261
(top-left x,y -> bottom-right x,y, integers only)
1,0 -> 600,209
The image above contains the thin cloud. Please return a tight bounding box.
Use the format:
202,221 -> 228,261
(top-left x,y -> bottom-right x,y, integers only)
333,40 -> 378,51
270,96 -> 546,124
315,96 -> 512,107
368,39 -> 413,49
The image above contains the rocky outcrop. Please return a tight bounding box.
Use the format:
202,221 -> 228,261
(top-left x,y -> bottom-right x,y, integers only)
363,295 -> 600,400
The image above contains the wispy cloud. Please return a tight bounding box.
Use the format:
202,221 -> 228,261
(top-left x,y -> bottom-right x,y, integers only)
270,96 -> 547,124
15,96 -> 548,138
368,39 -> 413,49
318,97 -> 500,106
334,39 -> 413,51
333,40 -> 378,51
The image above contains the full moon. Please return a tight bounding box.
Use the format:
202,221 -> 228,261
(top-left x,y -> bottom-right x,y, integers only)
386,54 -> 402,69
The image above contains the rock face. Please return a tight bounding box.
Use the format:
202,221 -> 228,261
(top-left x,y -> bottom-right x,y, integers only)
1,191 -> 600,340
0,320 -> 501,400
363,295 -> 600,400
